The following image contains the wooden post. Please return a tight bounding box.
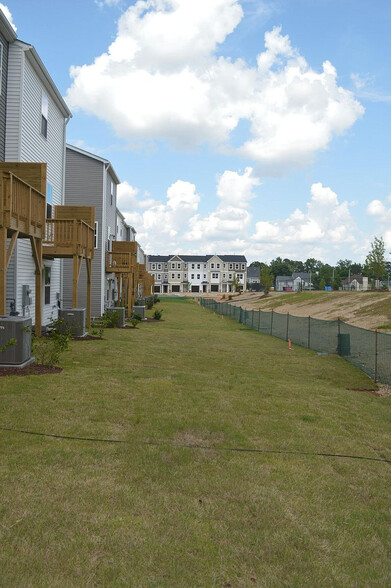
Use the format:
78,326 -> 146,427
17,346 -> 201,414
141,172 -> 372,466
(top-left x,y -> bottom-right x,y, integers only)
30,236 -> 42,337
0,227 -> 7,315
86,258 -> 91,329
127,273 -> 132,317
72,254 -> 82,308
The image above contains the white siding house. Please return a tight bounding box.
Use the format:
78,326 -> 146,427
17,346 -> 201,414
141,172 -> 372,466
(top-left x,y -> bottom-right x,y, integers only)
5,40 -> 71,325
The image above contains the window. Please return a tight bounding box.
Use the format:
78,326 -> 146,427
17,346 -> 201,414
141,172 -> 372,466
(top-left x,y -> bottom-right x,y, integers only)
212,273 -> 218,279
157,274 -> 161,280
171,273 -> 175,279
107,226 -> 112,251
191,274 -> 194,279
203,274 -> 206,279
217,264 -> 220,269
110,180 -> 115,206
177,274 -> 180,279
184,274 -> 187,278
178,263 -> 181,269
94,222 -> 98,249
184,263 -> 187,269
241,264 -> 245,270
229,274 -> 232,279
235,264 -> 239,270
152,264 -> 156,270
204,264 -> 206,269
197,274 -> 200,279
44,266 -> 51,305
197,263 -> 200,269
46,183 -> 53,219
171,263 -> 176,269
41,92 -> 48,138
158,264 -> 161,270
191,264 -> 195,269
164,274 -> 168,280
223,273 -> 226,278
211,263 -> 214,269
229,264 -> 233,269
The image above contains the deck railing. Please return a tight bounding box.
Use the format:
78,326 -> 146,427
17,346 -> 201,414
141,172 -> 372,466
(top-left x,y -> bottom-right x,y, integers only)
106,251 -> 133,272
0,171 -> 46,237
44,219 -> 94,258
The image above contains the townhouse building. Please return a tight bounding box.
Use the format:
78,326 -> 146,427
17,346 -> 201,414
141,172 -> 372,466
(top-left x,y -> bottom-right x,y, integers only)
147,255 -> 247,293
63,144 -> 120,317
3,33 -> 72,326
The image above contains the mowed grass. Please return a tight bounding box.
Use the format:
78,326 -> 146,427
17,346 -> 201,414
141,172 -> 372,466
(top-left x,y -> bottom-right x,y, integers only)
0,298 -> 390,587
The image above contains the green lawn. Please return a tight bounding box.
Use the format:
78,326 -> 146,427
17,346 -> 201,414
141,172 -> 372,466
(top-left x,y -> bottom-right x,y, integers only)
1,298 -> 390,587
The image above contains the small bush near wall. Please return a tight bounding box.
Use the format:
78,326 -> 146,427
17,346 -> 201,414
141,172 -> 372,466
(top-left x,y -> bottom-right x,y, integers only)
102,309 -> 121,328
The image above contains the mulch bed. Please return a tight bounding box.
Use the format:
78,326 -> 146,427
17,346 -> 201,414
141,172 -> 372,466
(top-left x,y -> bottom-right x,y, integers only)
0,365 -> 62,377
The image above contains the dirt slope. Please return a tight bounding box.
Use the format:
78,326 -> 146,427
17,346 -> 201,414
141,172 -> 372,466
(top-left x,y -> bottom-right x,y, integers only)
216,291 -> 391,332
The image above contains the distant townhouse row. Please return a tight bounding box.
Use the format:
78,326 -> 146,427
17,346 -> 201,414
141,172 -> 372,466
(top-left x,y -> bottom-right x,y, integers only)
0,9 -> 153,334
147,255 -> 247,293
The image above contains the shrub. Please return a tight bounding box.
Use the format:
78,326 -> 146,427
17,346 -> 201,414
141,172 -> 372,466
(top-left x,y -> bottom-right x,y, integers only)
130,318 -> 140,328
33,330 -> 71,367
132,313 -> 143,322
228,295 -> 233,300
91,328 -> 104,339
153,309 -> 164,320
146,298 -> 154,310
102,309 -> 121,328
153,295 -> 160,304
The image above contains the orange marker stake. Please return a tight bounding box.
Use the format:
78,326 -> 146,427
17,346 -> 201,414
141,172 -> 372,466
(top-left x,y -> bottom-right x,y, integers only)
288,338 -> 292,351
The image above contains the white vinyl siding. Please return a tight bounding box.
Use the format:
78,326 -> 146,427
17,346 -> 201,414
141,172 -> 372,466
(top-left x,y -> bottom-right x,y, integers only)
5,44 -> 67,325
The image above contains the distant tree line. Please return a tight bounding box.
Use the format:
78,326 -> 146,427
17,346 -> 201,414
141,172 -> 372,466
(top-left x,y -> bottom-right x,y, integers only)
249,236 -> 391,290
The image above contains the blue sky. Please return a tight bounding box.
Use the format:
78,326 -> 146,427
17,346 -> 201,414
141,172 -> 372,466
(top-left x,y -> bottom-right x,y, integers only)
3,0 -> 391,263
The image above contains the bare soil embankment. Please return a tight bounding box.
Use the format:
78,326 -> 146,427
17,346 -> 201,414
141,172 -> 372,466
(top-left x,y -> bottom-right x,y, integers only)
213,290 -> 391,332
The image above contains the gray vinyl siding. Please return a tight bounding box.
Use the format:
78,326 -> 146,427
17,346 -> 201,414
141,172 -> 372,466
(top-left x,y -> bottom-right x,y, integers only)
4,42 -> 22,160
5,44 -> 67,324
63,148 -> 104,316
0,31 -> 9,160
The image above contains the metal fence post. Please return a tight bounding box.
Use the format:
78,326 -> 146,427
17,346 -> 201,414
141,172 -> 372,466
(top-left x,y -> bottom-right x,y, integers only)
308,315 -> 311,349
258,310 -> 261,332
271,310 -> 274,336
375,329 -> 378,383
286,312 -> 290,342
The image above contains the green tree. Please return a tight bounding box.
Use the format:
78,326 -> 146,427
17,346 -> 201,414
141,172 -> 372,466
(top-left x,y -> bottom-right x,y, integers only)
365,236 -> 386,284
231,272 -> 241,293
260,265 -> 274,295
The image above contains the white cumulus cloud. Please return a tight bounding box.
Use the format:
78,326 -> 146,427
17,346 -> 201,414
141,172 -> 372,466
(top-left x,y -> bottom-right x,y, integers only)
250,182 -> 357,260
367,196 -> 391,249
66,1 -> 363,173
0,3 -> 17,31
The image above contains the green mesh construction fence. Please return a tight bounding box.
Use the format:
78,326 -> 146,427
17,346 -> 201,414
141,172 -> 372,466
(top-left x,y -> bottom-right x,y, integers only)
200,298 -> 391,384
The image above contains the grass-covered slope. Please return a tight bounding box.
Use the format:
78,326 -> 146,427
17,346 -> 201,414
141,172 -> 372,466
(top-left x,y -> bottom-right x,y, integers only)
1,299 -> 390,586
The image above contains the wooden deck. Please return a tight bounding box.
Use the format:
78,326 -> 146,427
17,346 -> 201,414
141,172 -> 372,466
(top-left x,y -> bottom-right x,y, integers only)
0,164 -> 47,334
0,169 -> 46,238
43,206 -> 95,328
43,218 -> 94,259
106,251 -> 134,273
